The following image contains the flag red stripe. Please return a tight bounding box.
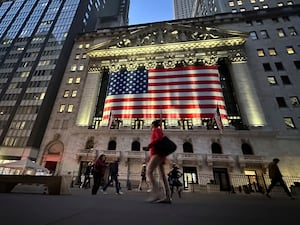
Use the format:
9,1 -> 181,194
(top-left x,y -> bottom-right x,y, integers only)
148,88 -> 222,93
149,80 -> 221,86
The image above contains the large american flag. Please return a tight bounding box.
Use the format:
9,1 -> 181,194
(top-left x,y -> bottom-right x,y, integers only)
102,66 -> 227,122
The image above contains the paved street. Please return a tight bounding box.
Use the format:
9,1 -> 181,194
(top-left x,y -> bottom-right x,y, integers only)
0,187 -> 299,225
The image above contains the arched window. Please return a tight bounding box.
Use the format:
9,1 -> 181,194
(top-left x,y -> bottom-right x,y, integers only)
242,143 -> 253,155
108,140 -> 116,150
211,142 -> 222,154
183,142 -> 193,153
131,141 -> 140,151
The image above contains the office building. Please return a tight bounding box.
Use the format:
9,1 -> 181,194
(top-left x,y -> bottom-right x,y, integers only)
173,0 -> 195,19
0,0 -> 129,168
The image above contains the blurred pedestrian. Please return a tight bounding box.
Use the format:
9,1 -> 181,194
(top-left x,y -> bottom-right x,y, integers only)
266,158 -> 295,199
145,120 -> 171,203
168,164 -> 183,198
138,163 -> 149,191
102,159 -> 123,195
92,154 -> 107,195
82,161 -> 93,189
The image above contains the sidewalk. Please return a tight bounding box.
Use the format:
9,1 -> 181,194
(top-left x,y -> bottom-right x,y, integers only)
0,187 -> 299,225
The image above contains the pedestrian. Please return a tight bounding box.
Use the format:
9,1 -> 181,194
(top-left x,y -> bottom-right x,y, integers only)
91,154 -> 107,195
168,164 -> 183,198
82,161 -> 93,189
138,162 -> 149,191
102,159 -> 123,195
144,120 -> 172,203
265,158 -> 295,199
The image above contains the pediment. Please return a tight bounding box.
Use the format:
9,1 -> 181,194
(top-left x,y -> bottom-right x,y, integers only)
88,22 -> 248,57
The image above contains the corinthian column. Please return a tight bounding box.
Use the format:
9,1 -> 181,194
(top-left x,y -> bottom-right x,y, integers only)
228,61 -> 266,127
76,70 -> 102,126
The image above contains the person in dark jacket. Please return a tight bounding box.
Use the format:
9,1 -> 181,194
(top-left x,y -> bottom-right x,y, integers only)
102,159 -> 123,194
168,164 -> 183,198
92,154 -> 107,195
266,158 -> 295,199
82,161 -> 93,189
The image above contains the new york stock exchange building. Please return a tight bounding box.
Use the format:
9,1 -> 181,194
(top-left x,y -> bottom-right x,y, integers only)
38,7 -> 300,193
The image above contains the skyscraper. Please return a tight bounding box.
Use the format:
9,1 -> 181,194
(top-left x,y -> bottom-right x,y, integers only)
0,0 -> 129,163
173,0 -> 195,19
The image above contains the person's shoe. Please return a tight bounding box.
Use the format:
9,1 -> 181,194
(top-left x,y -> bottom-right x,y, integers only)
146,189 -> 152,193
265,193 -> 271,198
116,191 -> 123,195
146,196 -> 160,203
156,198 -> 172,204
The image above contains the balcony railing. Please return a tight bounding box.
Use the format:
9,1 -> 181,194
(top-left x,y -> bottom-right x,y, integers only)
207,154 -> 235,167
177,153 -> 203,166
238,155 -> 267,168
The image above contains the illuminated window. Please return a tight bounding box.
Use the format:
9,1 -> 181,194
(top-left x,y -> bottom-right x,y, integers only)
85,43 -> 90,48
268,48 -> 277,56
259,0 -> 264,2
82,54 -> 87,59
287,1 -> 293,5
40,92 -> 45,100
63,90 -> 70,98
75,54 -> 80,59
237,0 -> 243,5
67,104 -> 73,113
250,0 -> 256,3
59,104 -> 65,113
277,2 -> 284,7
286,47 -> 295,55
21,71 -> 30,77
78,44 -> 83,49
262,4 -> 268,9
253,6 -> 260,10
284,117 -> 296,129
71,90 -> 77,97
240,8 -> 246,12
289,96 -> 300,106
267,76 -> 277,85
75,77 -> 81,84
70,65 -> 77,72
228,1 -> 235,7
276,97 -> 287,107
67,77 -> 73,84
257,49 -> 265,57
232,9 -> 237,13
78,65 -> 84,71
277,28 -> 286,37
250,31 -> 258,40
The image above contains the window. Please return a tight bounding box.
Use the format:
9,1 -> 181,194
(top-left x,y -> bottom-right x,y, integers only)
268,48 -> 277,56
246,21 -> 253,26
250,31 -> 258,40
78,44 -> 83,49
256,20 -> 263,25
228,1 -> 235,7
289,96 -> 299,106
294,61 -> 300,69
63,90 -> 69,98
75,77 -> 81,84
288,27 -> 297,36
242,143 -> 253,155
85,43 -> 90,48
257,49 -> 265,57
75,54 -> 80,59
82,54 -> 87,59
260,30 -> 269,39
284,117 -> 296,129
276,97 -> 287,107
70,65 -> 77,72
263,63 -> 272,71
277,2 -> 284,7
282,16 -> 290,22
277,28 -> 286,38
183,142 -> 193,153
67,104 -> 73,113
281,76 -> 291,85
67,77 -> 73,84
131,141 -> 140,151
211,142 -> 222,154
78,65 -> 84,71
108,140 -> 116,150
287,1 -> 293,5
253,6 -> 260,10
267,76 -> 277,85
275,62 -> 284,70
286,47 -> 295,54
71,90 -> 77,97
59,104 -> 65,112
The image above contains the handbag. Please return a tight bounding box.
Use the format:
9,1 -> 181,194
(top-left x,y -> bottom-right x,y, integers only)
154,136 -> 177,156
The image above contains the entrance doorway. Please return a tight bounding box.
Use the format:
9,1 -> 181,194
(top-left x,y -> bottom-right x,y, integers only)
213,168 -> 230,191
44,161 -> 57,175
182,166 -> 198,191
244,170 -> 264,193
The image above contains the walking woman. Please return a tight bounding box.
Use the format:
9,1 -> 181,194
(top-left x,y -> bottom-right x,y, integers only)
92,154 -> 107,195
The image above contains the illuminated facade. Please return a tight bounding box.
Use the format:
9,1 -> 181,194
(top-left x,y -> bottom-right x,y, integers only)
38,5 -> 300,192
0,0 -> 130,169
